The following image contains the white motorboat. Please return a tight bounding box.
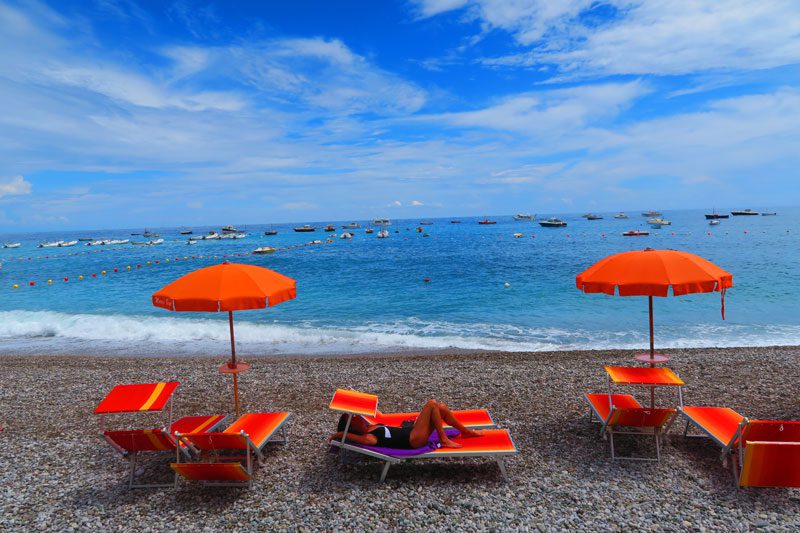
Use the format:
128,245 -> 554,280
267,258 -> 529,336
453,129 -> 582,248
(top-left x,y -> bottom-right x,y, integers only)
201,232 -> 221,240
2,243 -> 21,248
142,229 -> 160,238
222,225 -> 239,233
342,222 -> 360,229
146,239 -> 164,245
252,246 -> 276,254
538,218 -> 567,227
58,240 -> 78,247
187,239 -> 197,245
513,213 -> 535,221
86,239 -> 110,246
377,229 -> 389,238
106,239 -> 129,245
613,213 -> 628,219
38,241 -> 63,248
709,219 -> 721,226
372,218 -> 391,226
647,218 -> 671,226
340,232 -> 353,239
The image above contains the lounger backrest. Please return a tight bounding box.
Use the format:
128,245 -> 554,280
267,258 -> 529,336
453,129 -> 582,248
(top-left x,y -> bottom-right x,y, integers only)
182,432 -> 249,451
608,408 -> 675,428
742,420 -> 800,445
104,429 -> 175,452
739,441 -> 800,488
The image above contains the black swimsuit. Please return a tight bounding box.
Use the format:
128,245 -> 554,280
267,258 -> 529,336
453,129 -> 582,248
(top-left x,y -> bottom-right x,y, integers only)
368,425 -> 413,449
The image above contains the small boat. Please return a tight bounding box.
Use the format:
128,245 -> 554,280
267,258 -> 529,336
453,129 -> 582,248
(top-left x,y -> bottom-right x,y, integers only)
106,239 -> 129,245
478,219 -> 497,225
222,225 -> 239,233
704,209 -> 729,219
78,237 -> 94,241
201,232 -> 221,240
580,213 -> 592,219
538,218 -> 567,227
419,221 -> 433,225
513,213 -> 535,221
450,220 -> 461,224
342,222 -> 361,229
146,239 -> 164,245
187,239 -> 197,245
613,213 -> 628,219
180,230 -> 193,235
324,224 -> 336,232
709,220 -> 721,226
647,218 -> 671,226
513,233 -> 523,238
264,230 -> 278,236
294,225 -> 316,233
365,228 -> 374,234
143,229 -> 160,238
86,240 -> 108,246
623,230 -> 649,236
642,211 -> 662,217
252,246 -> 276,254
761,212 -> 777,216
377,229 -> 389,238
372,218 -> 391,226
2,243 -> 21,248
586,214 -> 603,220
38,241 -> 63,248
731,209 -> 759,216
340,232 -> 353,239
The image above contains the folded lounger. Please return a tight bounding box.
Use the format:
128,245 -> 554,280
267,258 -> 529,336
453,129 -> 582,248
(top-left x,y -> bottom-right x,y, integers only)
171,412 -> 291,488
584,393 -> 676,462
679,406 -> 800,488
329,389 -> 517,482
95,381 -> 227,489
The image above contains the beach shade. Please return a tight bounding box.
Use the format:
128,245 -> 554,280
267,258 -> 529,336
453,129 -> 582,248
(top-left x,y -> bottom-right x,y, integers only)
152,262 -> 296,416
576,248 -> 732,364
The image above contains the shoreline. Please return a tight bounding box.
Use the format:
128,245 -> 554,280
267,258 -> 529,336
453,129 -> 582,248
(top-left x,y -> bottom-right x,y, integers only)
1,345 -> 798,530
1,343 -> 800,360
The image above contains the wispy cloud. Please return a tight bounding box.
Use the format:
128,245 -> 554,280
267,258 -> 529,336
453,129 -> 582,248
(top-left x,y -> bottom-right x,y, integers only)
0,175 -> 32,199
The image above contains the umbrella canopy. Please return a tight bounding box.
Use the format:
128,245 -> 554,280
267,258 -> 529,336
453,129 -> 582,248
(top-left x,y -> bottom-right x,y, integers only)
576,248 -> 732,363
152,262 -> 296,416
576,248 -> 733,298
152,262 -> 296,312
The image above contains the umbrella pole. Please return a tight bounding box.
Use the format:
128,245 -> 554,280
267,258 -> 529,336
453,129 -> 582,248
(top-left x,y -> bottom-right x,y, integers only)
649,296 -> 655,408
229,310 -> 240,417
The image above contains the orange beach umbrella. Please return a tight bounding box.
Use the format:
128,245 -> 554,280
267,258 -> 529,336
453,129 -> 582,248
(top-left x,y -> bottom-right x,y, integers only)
152,262 -> 296,416
576,248 -> 732,364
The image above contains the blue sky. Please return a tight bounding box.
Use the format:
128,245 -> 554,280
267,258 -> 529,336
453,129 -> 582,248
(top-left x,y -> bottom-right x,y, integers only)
1,0 -> 799,230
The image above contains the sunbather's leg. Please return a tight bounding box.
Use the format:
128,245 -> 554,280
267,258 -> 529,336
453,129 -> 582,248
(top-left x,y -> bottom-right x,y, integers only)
410,400 -> 461,448
436,402 -> 484,438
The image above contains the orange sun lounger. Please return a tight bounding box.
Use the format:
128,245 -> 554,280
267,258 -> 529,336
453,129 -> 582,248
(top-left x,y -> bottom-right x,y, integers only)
584,393 -> 676,462
329,389 -> 517,482
95,382 -> 227,489
679,406 -> 800,488
171,411 -> 291,488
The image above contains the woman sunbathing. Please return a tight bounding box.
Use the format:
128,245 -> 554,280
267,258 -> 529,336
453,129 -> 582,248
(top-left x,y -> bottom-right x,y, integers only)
329,399 -> 483,449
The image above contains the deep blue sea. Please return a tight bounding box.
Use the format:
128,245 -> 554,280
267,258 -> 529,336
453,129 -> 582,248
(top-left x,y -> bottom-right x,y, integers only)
1,208 -> 798,356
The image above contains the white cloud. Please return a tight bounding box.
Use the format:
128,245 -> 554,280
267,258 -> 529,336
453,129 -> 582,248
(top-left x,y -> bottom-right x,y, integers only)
418,1 -> 800,77
0,175 -> 32,198
410,199 -> 424,206
388,200 -> 403,207
281,201 -> 317,210
430,81 -> 647,136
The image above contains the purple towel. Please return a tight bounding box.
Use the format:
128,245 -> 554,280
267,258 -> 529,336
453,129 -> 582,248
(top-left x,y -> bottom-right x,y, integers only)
331,428 -> 460,458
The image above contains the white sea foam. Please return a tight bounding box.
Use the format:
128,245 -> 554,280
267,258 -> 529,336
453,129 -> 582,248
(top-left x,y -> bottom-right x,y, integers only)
0,310 -> 798,356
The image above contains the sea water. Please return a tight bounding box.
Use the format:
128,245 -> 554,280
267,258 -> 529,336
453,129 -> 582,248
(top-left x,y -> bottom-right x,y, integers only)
0,208 -> 798,356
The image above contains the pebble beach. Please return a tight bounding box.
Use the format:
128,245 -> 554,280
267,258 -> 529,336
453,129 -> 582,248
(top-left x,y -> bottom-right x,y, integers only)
1,346 -> 799,531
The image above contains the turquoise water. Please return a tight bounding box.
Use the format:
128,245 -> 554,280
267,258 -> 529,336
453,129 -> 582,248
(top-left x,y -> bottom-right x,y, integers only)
1,208 -> 798,356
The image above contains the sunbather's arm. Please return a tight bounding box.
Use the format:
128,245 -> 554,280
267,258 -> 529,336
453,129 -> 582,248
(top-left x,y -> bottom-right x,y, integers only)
329,431 -> 378,445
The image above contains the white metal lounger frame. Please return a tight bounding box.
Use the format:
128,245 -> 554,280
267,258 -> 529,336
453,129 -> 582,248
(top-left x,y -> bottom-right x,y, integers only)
330,429 -> 516,482
173,414 -> 291,488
